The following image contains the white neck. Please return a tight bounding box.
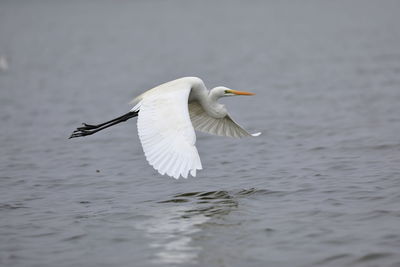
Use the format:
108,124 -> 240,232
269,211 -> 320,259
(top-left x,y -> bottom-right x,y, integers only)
200,92 -> 226,119
189,79 -> 227,119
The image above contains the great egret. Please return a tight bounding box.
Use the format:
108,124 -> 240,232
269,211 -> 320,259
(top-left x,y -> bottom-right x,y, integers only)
70,77 -> 260,179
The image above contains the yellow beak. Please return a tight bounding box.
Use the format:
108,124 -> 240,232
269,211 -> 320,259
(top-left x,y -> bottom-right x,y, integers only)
227,89 -> 255,96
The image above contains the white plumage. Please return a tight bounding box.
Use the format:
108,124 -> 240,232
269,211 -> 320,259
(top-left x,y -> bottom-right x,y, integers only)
70,77 -> 260,179
134,83 -> 201,179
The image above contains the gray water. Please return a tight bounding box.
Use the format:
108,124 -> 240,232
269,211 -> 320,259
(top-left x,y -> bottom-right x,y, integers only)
1,0 -> 400,266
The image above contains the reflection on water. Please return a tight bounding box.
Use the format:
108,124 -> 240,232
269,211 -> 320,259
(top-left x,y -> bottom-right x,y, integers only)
162,191 -> 239,218
135,189 -> 266,265
134,190 -> 255,265
136,205 -> 208,265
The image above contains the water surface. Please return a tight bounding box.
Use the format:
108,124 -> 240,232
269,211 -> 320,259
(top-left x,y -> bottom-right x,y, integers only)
1,0 -> 400,266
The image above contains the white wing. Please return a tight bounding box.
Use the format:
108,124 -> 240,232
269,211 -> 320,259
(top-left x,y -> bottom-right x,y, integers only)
189,102 -> 261,138
135,85 -> 202,179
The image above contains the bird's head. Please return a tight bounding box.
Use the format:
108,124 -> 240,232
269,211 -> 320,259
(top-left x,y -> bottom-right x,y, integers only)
210,86 -> 255,99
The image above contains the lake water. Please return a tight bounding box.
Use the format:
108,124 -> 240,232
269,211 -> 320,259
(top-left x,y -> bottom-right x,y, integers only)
1,0 -> 400,266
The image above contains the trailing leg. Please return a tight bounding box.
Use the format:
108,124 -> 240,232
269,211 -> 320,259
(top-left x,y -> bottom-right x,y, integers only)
69,111 -> 138,139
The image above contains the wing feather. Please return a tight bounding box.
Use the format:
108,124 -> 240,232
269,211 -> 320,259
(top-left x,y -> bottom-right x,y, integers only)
188,102 -> 260,138
137,85 -> 202,179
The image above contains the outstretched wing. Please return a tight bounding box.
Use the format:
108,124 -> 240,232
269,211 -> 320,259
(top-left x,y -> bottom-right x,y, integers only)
136,85 -> 202,179
189,102 -> 261,138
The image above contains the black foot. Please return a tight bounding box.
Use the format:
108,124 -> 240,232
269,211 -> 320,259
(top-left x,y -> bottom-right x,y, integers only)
74,123 -> 99,132
69,128 -> 96,139
69,130 -> 85,138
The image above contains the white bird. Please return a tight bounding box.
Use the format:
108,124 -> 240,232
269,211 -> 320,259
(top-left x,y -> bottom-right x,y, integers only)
70,77 -> 260,179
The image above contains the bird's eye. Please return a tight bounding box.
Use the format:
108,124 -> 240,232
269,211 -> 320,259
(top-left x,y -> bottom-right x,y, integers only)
224,90 -> 229,94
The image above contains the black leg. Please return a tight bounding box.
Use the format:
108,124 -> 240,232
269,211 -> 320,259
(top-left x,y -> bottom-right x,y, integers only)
74,112 -> 137,132
69,111 -> 138,139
